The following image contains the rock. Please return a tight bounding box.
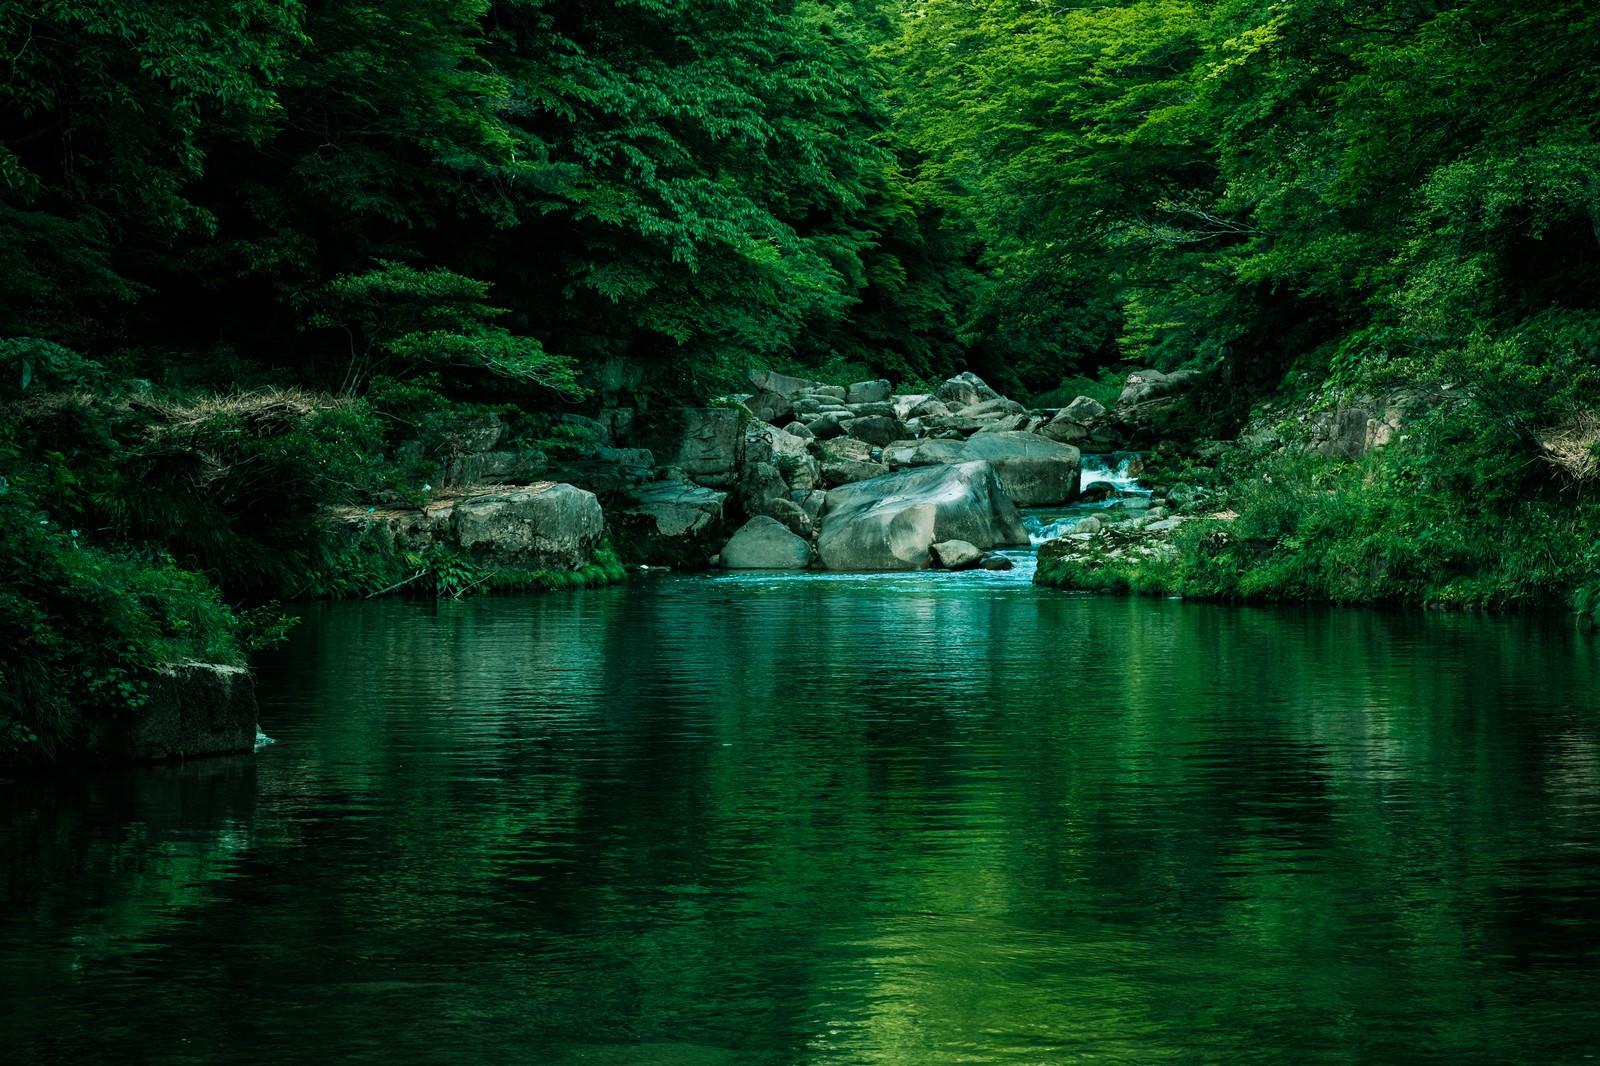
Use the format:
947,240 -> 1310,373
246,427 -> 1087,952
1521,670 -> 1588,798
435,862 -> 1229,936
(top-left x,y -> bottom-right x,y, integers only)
764,496 -> 815,539
616,480 -> 730,566
936,377 -> 981,409
1117,368 -> 1198,409
937,371 -> 1000,408
746,422 -> 819,490
908,397 -> 951,420
793,489 -> 826,523
1165,483 -> 1207,509
816,461 -> 1028,571
1058,395 -> 1107,422
822,437 -> 876,463
820,456 -> 888,486
930,539 -> 984,570
668,407 -> 745,488
846,378 -> 893,404
781,420 -> 815,439
597,406 -> 636,443
807,411 -> 848,440
1306,404 -> 1380,459
846,414 -> 906,447
980,555 -> 1015,571
807,384 -> 848,402
442,447 -> 550,487
1038,418 -> 1088,446
893,393 -> 931,420
83,663 -> 258,763
720,515 -> 812,569
959,431 -> 1082,506
1079,480 -> 1118,503
744,389 -> 794,426
846,401 -> 898,419
921,415 -> 995,436
882,438 -> 967,469
452,482 -> 606,571
1070,515 -> 1105,535
738,460 -> 791,515
748,368 -> 824,398
958,397 -> 1026,419
970,413 -> 1031,434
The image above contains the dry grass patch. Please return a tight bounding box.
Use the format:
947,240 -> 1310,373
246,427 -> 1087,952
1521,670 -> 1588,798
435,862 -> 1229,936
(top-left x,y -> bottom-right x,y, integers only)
1538,409 -> 1600,482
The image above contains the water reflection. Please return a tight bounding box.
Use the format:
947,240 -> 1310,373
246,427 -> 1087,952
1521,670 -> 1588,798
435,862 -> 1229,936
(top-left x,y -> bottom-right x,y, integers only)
3,584 -> 1600,1064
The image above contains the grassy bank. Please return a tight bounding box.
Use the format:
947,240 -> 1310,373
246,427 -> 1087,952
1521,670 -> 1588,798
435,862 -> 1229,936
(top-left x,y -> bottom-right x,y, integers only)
1037,402 -> 1600,625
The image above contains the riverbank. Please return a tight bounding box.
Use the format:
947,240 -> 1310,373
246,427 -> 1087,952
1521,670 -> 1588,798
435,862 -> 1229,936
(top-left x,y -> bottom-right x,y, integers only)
1035,391 -> 1600,625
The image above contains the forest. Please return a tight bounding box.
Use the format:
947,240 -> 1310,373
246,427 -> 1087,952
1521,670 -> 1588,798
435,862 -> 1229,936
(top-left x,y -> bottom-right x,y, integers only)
5,0 -> 1600,756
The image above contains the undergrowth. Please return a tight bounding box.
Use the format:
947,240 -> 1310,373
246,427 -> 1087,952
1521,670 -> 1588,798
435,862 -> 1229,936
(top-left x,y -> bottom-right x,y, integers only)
1038,403 -> 1600,621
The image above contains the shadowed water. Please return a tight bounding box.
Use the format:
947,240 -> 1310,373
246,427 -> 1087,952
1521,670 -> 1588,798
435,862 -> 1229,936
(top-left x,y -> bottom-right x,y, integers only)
4,575 -> 1600,1064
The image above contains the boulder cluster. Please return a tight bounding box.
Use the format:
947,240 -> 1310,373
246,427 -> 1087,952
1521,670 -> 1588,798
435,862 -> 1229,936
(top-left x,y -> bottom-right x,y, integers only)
328,367 -> 1190,576
621,369 -> 1099,571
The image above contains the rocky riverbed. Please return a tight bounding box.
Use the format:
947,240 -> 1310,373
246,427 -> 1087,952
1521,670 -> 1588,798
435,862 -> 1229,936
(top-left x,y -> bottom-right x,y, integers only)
325,366 -> 1203,576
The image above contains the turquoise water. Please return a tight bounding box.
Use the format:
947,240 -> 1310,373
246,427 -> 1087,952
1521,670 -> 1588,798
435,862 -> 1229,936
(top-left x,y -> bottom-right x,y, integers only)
4,574 -> 1600,1064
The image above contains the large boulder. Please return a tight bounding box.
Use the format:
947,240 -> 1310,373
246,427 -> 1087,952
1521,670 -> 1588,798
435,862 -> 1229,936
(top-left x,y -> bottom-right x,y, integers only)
1057,395 -> 1108,422
720,515 -> 813,569
452,482 -> 606,571
960,432 -> 1081,506
882,438 -> 967,470
614,480 -> 730,566
846,378 -> 893,404
846,413 -> 906,447
83,663 -> 258,763
1116,368 -> 1198,409
748,368 -> 824,398
816,461 -> 1028,571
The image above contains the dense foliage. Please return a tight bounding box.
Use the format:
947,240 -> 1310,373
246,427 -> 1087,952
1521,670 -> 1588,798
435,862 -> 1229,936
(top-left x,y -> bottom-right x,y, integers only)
895,0 -> 1600,612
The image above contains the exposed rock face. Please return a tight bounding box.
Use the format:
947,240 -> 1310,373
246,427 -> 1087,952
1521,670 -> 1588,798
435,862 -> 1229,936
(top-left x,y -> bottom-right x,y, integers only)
1117,368 -> 1198,409
669,407 -> 745,488
959,432 -> 1082,506
452,482 -> 606,571
720,515 -> 813,569
816,461 -> 1028,571
84,663 -> 258,762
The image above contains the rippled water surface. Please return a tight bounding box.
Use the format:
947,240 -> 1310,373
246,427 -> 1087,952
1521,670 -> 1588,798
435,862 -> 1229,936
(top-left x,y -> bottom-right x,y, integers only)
5,573 -> 1600,1064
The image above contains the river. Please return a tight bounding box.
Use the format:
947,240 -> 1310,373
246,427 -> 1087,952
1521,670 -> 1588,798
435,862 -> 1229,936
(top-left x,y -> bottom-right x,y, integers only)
4,569 -> 1600,1064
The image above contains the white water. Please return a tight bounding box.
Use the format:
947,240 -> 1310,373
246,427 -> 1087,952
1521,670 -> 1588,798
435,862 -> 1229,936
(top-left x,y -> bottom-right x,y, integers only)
1079,451 -> 1146,495
1023,452 -> 1149,544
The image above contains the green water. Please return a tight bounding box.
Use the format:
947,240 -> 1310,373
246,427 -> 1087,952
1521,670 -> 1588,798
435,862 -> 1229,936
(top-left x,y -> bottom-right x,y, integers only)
5,571 -> 1600,1064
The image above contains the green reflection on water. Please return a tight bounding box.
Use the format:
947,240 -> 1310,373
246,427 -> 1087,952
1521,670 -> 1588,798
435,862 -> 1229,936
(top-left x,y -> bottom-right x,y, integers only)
4,581 -> 1600,1065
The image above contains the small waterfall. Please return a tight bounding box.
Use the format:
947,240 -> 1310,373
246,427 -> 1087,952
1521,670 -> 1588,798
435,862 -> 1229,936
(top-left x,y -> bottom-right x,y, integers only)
1079,451 -> 1146,495
1023,452 -> 1149,545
